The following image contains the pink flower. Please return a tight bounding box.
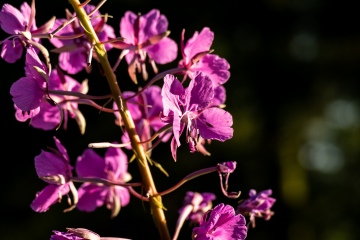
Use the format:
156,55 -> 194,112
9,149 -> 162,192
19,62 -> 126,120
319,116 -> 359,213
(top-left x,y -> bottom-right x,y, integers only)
237,189 -> 276,228
192,203 -> 247,240
31,137 -> 77,212
113,85 -> 171,150
114,9 -> 178,82
179,27 -> 230,87
10,47 -> 48,114
161,72 -> 233,160
49,4 -> 115,74
75,146 -> 131,218
0,0 -> 54,63
29,68 -> 88,133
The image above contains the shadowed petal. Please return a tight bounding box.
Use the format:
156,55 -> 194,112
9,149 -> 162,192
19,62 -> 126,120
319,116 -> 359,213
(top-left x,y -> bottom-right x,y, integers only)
10,76 -> 44,112
30,184 -> 70,212
76,183 -> 107,212
30,101 -> 60,130
104,147 -> 128,179
76,149 -> 106,178
35,150 -> 68,182
188,72 -> 213,110
59,51 -> 87,74
1,39 -> 23,63
162,74 -> 184,116
114,186 -> 130,207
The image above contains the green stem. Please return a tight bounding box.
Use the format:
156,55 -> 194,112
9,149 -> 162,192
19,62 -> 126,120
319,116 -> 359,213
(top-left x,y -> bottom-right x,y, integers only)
68,1 -> 170,239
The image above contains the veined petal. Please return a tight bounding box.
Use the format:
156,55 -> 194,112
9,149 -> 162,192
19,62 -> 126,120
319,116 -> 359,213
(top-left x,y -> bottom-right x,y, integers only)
120,11 -> 137,44
76,149 -> 107,178
1,39 -> 23,63
25,47 -> 47,80
193,203 -> 247,240
144,85 -> 163,117
20,1 -> 36,30
14,104 -> 40,121
187,72 -> 214,110
53,136 -> 70,163
104,147 -> 128,180
141,9 -> 166,41
212,86 -> 226,107
76,183 -> 107,212
191,54 -> 230,87
184,27 -> 214,65
30,101 -> 60,130
114,186 -> 130,207
58,51 -> 87,74
197,108 -> 233,141
10,76 -> 44,112
35,150 -> 69,181
162,74 -> 184,116
30,184 -> 70,212
0,3 -> 26,34
146,37 -> 178,64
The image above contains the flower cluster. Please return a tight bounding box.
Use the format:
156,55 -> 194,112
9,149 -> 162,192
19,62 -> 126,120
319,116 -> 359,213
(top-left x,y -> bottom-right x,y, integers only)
1,1 -> 276,239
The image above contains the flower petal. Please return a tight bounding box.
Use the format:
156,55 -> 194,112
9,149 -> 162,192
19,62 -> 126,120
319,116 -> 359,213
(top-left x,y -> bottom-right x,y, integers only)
10,76 -> 44,112
76,149 -> 106,178
0,3 -> 26,34
187,72 -> 213,110
184,27 -> 214,65
146,37 -> 178,64
0,39 -> 23,63
76,183 -> 107,212
35,150 -> 69,181
191,54 -> 230,87
197,108 -> 233,141
104,147 -> 128,180
30,184 -> 70,212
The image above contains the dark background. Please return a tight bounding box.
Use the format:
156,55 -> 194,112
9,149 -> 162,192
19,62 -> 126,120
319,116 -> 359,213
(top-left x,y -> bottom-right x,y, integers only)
1,0 -> 360,239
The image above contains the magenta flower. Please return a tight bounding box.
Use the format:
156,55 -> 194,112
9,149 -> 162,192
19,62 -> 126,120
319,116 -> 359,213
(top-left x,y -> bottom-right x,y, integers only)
192,203 -> 247,240
75,146 -> 131,218
161,72 -> 233,160
237,189 -> 276,228
115,9 -> 178,82
49,4 -> 115,74
173,192 -> 216,240
31,136 -> 77,212
0,0 -> 54,63
29,68 -> 88,133
10,47 -> 48,116
179,27 -> 230,87
114,85 -> 171,150
179,192 -> 216,224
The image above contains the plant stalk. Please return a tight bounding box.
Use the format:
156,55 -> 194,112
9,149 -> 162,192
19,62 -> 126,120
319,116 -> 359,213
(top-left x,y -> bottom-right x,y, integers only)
68,1 -> 170,239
